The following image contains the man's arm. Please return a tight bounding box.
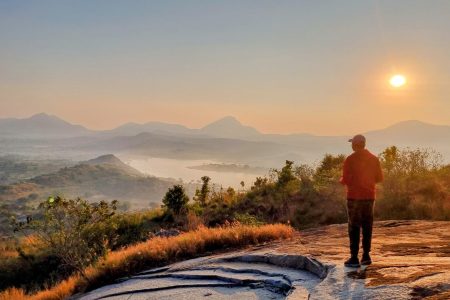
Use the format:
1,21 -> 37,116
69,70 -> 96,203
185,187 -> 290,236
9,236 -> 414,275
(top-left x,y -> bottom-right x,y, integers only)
375,158 -> 383,183
340,158 -> 352,185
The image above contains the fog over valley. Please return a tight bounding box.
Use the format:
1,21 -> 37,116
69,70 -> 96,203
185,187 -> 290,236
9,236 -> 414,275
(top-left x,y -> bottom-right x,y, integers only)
0,113 -> 449,213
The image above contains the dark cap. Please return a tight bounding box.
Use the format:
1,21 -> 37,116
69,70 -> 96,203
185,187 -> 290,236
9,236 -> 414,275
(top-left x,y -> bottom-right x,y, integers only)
348,134 -> 366,144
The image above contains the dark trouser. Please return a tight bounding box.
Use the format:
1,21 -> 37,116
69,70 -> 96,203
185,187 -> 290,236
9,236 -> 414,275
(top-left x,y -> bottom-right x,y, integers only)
347,199 -> 374,257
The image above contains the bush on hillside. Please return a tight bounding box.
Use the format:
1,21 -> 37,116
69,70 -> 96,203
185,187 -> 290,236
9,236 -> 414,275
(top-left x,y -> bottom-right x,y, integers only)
1,205 -> 165,293
376,147 -> 449,220
12,197 -> 118,282
162,185 -> 189,215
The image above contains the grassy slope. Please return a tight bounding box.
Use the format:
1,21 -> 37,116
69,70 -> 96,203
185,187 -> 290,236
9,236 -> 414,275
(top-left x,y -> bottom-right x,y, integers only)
0,223 -> 293,300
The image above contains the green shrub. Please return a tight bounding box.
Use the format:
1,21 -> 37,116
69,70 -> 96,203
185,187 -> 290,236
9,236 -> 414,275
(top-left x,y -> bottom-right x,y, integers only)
13,197 -> 118,277
233,213 -> 264,226
162,185 -> 189,215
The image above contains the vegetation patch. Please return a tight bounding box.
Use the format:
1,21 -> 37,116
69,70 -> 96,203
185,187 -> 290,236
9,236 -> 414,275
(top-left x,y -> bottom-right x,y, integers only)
0,223 -> 293,300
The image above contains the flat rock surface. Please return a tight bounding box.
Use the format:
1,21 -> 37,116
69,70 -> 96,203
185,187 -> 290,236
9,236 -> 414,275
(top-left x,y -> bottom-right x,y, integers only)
79,220 -> 450,300
275,220 -> 450,299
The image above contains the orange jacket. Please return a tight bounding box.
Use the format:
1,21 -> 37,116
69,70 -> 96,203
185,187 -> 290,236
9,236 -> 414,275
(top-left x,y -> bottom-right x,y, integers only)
340,149 -> 383,199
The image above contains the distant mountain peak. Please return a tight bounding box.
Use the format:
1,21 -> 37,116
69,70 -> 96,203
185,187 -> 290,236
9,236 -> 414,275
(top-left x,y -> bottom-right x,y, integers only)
201,116 -> 260,138
84,154 -> 143,176
202,116 -> 244,127
375,119 -> 449,132
29,112 -> 51,119
215,115 -> 241,123
28,112 -> 70,124
0,112 -> 91,138
389,120 -> 429,127
85,154 -> 122,165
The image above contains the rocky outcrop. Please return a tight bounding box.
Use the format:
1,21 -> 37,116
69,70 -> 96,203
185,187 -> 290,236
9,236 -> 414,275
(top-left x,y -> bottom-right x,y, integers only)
79,252 -> 324,300
78,220 -> 450,299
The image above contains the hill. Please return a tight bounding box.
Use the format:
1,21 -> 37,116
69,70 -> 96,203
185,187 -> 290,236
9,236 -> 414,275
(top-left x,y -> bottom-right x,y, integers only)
83,154 -> 143,176
0,154 -> 186,210
102,121 -> 194,137
365,120 -> 450,151
200,116 -> 261,139
0,113 -> 92,138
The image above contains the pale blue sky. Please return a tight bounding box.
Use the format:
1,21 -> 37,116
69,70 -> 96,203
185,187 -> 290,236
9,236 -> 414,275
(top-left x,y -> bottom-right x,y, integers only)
1,1 -> 449,134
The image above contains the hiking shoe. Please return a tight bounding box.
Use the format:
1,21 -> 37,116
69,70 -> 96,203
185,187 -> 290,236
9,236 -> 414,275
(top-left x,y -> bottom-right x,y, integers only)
361,253 -> 372,265
344,256 -> 360,268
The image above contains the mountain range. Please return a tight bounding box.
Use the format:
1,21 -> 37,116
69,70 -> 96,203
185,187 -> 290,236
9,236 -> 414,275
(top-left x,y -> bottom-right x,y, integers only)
0,113 -> 449,164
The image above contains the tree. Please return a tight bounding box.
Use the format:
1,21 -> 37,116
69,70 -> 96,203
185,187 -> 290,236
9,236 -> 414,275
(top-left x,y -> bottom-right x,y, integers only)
314,154 -> 346,186
195,176 -> 211,207
13,196 -> 118,278
163,184 -> 189,214
226,187 -> 236,197
276,160 -> 296,187
252,177 -> 268,190
379,146 -> 399,175
240,181 -> 245,189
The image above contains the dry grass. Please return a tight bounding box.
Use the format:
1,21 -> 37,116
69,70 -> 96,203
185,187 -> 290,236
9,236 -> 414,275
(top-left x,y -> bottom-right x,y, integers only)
0,239 -> 19,259
1,223 -> 293,300
0,235 -> 45,260
0,287 -> 27,300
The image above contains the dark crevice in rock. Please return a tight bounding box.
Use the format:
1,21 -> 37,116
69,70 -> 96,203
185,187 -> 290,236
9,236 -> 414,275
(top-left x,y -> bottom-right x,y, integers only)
94,283 -> 244,300
187,265 -> 295,285
137,266 -> 170,275
129,273 -> 292,293
380,221 -> 413,227
116,266 -> 171,282
223,253 -> 328,279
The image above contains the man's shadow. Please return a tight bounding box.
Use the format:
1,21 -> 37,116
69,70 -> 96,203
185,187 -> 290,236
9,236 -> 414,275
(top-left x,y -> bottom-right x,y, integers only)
346,264 -> 369,280
340,265 -> 370,299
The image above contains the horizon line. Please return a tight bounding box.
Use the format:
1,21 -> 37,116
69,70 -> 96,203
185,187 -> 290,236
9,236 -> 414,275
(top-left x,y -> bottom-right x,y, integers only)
1,112 -> 449,137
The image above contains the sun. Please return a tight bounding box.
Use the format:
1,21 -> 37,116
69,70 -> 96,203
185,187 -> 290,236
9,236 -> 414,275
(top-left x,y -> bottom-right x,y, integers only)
389,74 -> 406,87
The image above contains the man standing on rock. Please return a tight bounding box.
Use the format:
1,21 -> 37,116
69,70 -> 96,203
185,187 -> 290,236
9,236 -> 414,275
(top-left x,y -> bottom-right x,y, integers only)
340,134 -> 383,267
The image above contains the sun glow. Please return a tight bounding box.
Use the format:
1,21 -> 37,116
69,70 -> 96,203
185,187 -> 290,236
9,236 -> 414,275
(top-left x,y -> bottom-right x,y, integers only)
389,74 -> 406,87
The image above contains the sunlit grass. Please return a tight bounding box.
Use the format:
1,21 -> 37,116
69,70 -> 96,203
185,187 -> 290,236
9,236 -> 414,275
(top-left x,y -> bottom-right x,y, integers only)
1,223 -> 293,300
0,287 -> 27,300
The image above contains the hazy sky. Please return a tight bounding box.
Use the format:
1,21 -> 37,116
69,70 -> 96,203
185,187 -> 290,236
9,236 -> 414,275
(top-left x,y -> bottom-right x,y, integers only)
1,1 -> 449,134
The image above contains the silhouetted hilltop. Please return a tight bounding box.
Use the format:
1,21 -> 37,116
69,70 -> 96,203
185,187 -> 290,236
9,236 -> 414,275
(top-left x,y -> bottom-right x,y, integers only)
0,113 -> 91,138
200,116 -> 261,139
365,119 -> 450,146
83,154 -> 143,176
102,121 -> 193,137
85,154 -> 123,165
